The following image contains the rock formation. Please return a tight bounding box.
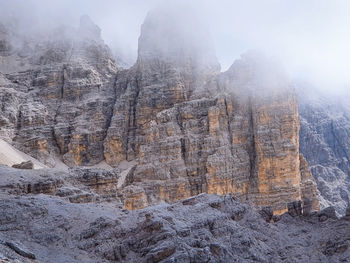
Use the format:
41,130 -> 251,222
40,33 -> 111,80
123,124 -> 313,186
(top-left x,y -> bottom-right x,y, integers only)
2,6 -> 350,261
0,16 -> 117,167
0,9 -> 320,214
12,160 -> 33,169
0,184 -> 348,263
298,85 -> 350,215
102,10 -> 320,214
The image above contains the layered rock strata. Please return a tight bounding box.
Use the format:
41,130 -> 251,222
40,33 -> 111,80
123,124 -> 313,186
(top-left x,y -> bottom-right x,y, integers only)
0,9 -> 319,213
103,9 -> 319,213
0,16 -> 117,167
298,86 -> 350,215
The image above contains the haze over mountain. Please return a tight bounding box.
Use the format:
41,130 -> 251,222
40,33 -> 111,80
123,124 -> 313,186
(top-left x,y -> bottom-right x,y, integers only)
1,0 -> 350,92
0,1 -> 350,262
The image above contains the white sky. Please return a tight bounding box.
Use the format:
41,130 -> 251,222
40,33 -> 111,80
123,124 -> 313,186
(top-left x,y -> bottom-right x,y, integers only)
1,0 -> 350,91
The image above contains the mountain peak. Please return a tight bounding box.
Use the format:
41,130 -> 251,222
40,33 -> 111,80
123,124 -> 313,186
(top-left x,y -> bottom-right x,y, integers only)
137,5 -> 220,73
79,14 -> 101,40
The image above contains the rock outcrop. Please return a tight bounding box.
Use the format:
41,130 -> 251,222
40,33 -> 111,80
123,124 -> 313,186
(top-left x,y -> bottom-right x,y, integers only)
0,193 -> 348,263
102,9 -> 319,213
12,160 -> 33,169
298,86 -> 350,215
0,16 -> 117,167
0,9 -> 320,213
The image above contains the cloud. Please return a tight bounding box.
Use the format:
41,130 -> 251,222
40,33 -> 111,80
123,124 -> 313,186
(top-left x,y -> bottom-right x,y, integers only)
1,0 -> 350,91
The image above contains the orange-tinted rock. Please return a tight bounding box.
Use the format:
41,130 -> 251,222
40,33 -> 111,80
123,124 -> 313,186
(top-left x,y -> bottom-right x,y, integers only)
0,10 -> 320,213
299,154 -> 320,213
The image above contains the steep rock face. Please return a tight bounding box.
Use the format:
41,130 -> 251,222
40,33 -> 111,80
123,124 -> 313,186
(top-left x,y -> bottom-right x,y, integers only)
217,54 -> 307,214
0,9 -> 320,213
0,16 -> 118,166
299,154 -> 321,213
299,88 -> 350,215
103,9 -> 319,213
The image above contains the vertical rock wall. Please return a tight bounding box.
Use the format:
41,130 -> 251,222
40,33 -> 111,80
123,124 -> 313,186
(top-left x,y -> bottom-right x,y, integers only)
0,10 -> 320,213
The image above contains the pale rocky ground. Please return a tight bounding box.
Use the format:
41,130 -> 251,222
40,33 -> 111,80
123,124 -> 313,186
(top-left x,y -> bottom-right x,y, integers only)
0,147 -> 348,262
0,139 -> 47,169
0,180 -> 349,263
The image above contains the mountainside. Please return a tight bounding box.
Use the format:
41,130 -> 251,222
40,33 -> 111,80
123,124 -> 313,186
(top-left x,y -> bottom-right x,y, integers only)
2,5 -> 350,263
0,9 -> 321,214
298,87 -> 350,215
0,179 -> 349,263
0,15 -> 117,168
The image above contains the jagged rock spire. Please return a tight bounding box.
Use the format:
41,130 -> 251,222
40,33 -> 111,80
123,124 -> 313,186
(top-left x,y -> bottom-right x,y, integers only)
137,4 -> 220,74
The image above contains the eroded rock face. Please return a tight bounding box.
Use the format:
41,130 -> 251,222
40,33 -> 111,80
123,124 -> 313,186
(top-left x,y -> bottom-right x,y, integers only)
298,87 -> 350,215
0,193 -> 348,263
0,16 -> 118,167
12,160 -> 33,169
0,165 -> 122,204
106,35 -> 319,213
0,9 -> 319,213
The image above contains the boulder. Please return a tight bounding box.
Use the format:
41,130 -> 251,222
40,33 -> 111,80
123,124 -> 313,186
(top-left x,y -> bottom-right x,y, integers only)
12,160 -> 33,169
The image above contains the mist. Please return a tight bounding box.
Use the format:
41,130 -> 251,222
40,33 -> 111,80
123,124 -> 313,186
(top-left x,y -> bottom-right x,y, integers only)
1,0 -> 350,92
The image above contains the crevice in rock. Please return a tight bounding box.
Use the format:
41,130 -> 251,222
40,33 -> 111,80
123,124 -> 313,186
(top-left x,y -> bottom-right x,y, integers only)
16,106 -> 22,130
176,106 -> 189,177
103,75 -> 118,143
224,97 -> 234,157
248,97 -> 257,187
180,138 -> 186,164
176,106 -> 184,133
197,138 -> 207,194
51,66 -> 66,155
126,76 -> 141,160
60,66 -> 65,100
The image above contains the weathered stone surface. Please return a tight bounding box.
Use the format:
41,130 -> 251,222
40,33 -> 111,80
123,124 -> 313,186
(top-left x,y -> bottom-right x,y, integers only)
0,165 -> 122,205
298,87 -> 350,215
288,200 -> 303,217
0,193 -> 349,263
259,206 -> 274,222
0,16 -> 118,167
102,11 -> 319,213
70,168 -> 119,199
12,160 -> 33,169
299,154 -> 320,214
318,207 -> 337,222
0,166 -> 64,195
0,9 -> 320,213
4,242 -> 35,260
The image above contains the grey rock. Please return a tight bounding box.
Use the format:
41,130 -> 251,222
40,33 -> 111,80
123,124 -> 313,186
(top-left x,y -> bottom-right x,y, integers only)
12,160 -> 33,169
346,207 -> 350,217
318,207 -> 337,222
288,200 -> 302,217
259,206 -> 273,222
0,15 -> 118,167
5,241 -> 35,259
0,8 -> 320,214
0,193 -> 348,263
298,85 -> 350,215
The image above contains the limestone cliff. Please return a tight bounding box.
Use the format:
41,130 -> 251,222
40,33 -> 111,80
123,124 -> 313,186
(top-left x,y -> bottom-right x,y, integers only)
0,16 -> 117,167
298,85 -> 350,215
0,10 -> 319,213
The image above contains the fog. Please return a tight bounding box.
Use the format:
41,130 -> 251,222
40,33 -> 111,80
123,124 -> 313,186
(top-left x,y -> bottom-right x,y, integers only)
1,0 -> 350,92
